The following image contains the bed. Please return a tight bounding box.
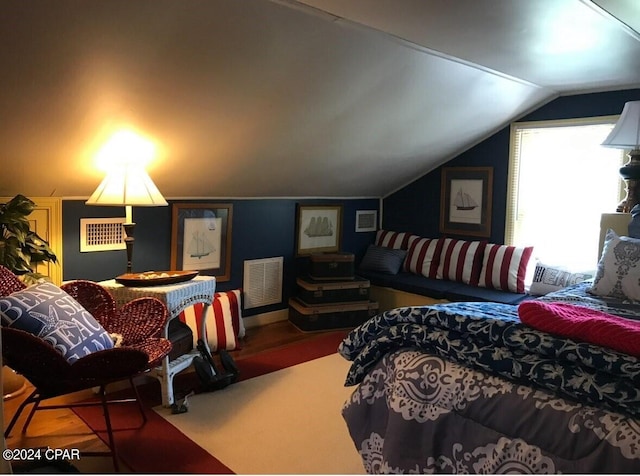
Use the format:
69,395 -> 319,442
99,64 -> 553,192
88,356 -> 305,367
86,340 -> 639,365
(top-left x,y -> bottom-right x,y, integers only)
339,231 -> 640,473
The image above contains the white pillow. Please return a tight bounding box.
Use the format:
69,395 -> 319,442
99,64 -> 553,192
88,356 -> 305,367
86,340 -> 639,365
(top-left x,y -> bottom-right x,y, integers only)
529,262 -> 594,296
589,229 -> 640,301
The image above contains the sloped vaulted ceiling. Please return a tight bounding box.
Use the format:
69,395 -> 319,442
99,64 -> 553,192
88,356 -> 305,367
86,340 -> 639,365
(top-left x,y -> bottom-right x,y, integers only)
0,0 -> 639,199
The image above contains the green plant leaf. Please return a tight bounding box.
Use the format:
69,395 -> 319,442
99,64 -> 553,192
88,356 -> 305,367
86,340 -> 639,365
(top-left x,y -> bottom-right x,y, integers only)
0,194 -> 57,280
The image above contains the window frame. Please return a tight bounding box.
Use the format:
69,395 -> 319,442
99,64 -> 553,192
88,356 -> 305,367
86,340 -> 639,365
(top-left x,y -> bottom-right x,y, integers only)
505,115 -> 624,262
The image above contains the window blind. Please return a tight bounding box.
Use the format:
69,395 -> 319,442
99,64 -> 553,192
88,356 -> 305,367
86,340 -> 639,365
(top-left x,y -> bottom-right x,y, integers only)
506,117 -> 623,270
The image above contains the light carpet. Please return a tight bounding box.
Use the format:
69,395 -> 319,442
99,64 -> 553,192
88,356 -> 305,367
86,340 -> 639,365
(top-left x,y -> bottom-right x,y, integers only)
155,353 -> 365,474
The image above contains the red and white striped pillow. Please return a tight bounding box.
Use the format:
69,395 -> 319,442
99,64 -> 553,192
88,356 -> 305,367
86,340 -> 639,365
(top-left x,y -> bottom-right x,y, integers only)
375,230 -> 418,250
436,239 -> 486,285
403,237 -> 443,278
179,289 -> 246,352
478,244 -> 534,293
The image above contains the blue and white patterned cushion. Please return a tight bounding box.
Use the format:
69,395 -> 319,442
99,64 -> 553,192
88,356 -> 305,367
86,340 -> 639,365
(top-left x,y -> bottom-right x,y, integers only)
0,282 -> 114,363
359,244 -> 407,275
590,229 -> 640,301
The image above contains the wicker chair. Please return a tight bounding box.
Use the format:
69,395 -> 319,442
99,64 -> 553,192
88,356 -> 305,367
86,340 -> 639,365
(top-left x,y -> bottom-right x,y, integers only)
0,266 -> 172,472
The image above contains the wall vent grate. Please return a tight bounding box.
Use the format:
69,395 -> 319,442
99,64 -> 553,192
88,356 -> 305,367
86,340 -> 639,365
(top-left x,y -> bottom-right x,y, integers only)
80,218 -> 127,252
243,256 -> 283,309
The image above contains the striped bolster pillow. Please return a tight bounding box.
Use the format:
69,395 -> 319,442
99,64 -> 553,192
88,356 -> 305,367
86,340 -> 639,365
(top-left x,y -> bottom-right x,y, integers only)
436,239 -> 486,285
404,237 -> 442,278
179,289 -> 246,352
478,244 -> 534,293
375,230 -> 418,250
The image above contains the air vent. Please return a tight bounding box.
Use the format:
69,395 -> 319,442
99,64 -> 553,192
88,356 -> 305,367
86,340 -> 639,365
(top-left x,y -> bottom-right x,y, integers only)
243,257 -> 283,309
80,217 -> 126,252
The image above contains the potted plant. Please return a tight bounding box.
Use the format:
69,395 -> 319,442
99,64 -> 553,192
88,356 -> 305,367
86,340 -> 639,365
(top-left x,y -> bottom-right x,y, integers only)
0,194 -> 57,284
1,194 -> 59,404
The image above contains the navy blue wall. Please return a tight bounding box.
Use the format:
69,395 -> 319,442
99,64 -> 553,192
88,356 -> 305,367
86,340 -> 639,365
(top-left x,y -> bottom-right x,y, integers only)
382,88 -> 640,243
61,88 -> 640,316
63,198 -> 379,316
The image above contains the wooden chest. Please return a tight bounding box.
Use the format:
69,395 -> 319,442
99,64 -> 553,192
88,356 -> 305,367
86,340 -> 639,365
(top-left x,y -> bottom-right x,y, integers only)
288,298 -> 378,332
309,252 -> 355,280
296,276 -> 370,305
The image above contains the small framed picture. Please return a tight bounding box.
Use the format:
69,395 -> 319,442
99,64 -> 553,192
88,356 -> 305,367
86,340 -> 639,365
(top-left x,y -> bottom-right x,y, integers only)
355,210 -> 377,232
440,167 -> 493,237
171,203 -> 233,281
295,204 -> 343,256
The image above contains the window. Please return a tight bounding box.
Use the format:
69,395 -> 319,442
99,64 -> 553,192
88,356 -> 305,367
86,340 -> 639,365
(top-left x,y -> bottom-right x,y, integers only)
506,117 -> 624,271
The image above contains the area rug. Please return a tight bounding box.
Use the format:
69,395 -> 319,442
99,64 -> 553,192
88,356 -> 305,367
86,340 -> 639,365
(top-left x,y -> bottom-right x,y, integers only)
157,352 -> 364,474
72,329 -> 353,473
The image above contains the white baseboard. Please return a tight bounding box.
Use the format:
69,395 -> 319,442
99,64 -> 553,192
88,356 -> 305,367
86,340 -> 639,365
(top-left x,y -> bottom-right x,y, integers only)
243,308 -> 289,329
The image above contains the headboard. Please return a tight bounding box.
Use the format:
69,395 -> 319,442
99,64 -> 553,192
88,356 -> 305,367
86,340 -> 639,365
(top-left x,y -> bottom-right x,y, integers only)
599,213 -> 631,257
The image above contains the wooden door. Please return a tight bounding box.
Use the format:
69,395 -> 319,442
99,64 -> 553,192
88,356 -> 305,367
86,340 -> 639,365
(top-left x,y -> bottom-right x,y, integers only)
0,196 -> 63,285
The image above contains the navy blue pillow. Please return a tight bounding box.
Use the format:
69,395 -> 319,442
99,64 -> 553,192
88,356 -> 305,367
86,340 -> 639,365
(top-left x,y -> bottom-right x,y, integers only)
0,282 -> 114,363
359,245 -> 407,275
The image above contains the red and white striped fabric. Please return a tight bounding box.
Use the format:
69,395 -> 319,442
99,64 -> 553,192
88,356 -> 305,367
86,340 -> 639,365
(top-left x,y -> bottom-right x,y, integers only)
478,244 -> 534,293
375,230 -> 418,250
403,237 -> 442,278
436,239 -> 486,285
178,289 -> 246,352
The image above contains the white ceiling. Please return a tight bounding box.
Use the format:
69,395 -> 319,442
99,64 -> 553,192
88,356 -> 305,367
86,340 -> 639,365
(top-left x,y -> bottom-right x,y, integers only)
1,0 -> 639,199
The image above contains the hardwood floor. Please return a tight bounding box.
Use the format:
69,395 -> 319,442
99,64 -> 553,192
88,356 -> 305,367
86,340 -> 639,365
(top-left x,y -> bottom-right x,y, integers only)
2,320 -> 322,473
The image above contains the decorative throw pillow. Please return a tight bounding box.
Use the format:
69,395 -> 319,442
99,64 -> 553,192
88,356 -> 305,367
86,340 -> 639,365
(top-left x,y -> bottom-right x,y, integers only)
436,239 -> 486,285
529,262 -> 594,296
589,229 -> 640,301
403,237 -> 443,278
179,289 -> 245,351
478,243 -> 534,293
359,244 -> 407,275
374,230 -> 418,250
0,282 -> 114,363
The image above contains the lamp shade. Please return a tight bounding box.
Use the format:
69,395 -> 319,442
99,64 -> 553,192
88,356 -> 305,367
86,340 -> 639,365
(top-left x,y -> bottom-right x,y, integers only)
86,165 -> 168,207
601,100 -> 640,149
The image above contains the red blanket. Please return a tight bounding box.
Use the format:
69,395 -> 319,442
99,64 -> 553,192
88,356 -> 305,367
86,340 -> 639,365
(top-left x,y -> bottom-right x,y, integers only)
518,301 -> 640,357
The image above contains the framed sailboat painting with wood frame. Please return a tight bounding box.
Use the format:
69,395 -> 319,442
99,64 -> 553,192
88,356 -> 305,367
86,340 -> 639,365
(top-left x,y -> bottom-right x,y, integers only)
440,167 -> 493,237
171,203 -> 233,282
295,204 -> 343,256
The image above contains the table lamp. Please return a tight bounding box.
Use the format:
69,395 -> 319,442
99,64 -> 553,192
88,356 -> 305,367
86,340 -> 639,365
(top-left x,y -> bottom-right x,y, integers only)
86,162 -> 167,273
602,100 -> 640,213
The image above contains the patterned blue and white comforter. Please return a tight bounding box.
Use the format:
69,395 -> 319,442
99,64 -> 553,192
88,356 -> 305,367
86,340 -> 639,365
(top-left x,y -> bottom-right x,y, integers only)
340,283 -> 640,417
340,283 -> 640,473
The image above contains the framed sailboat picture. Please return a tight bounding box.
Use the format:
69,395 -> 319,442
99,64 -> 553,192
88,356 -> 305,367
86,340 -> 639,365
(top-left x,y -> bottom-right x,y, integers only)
171,203 -> 233,281
440,167 -> 493,237
295,204 -> 343,256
